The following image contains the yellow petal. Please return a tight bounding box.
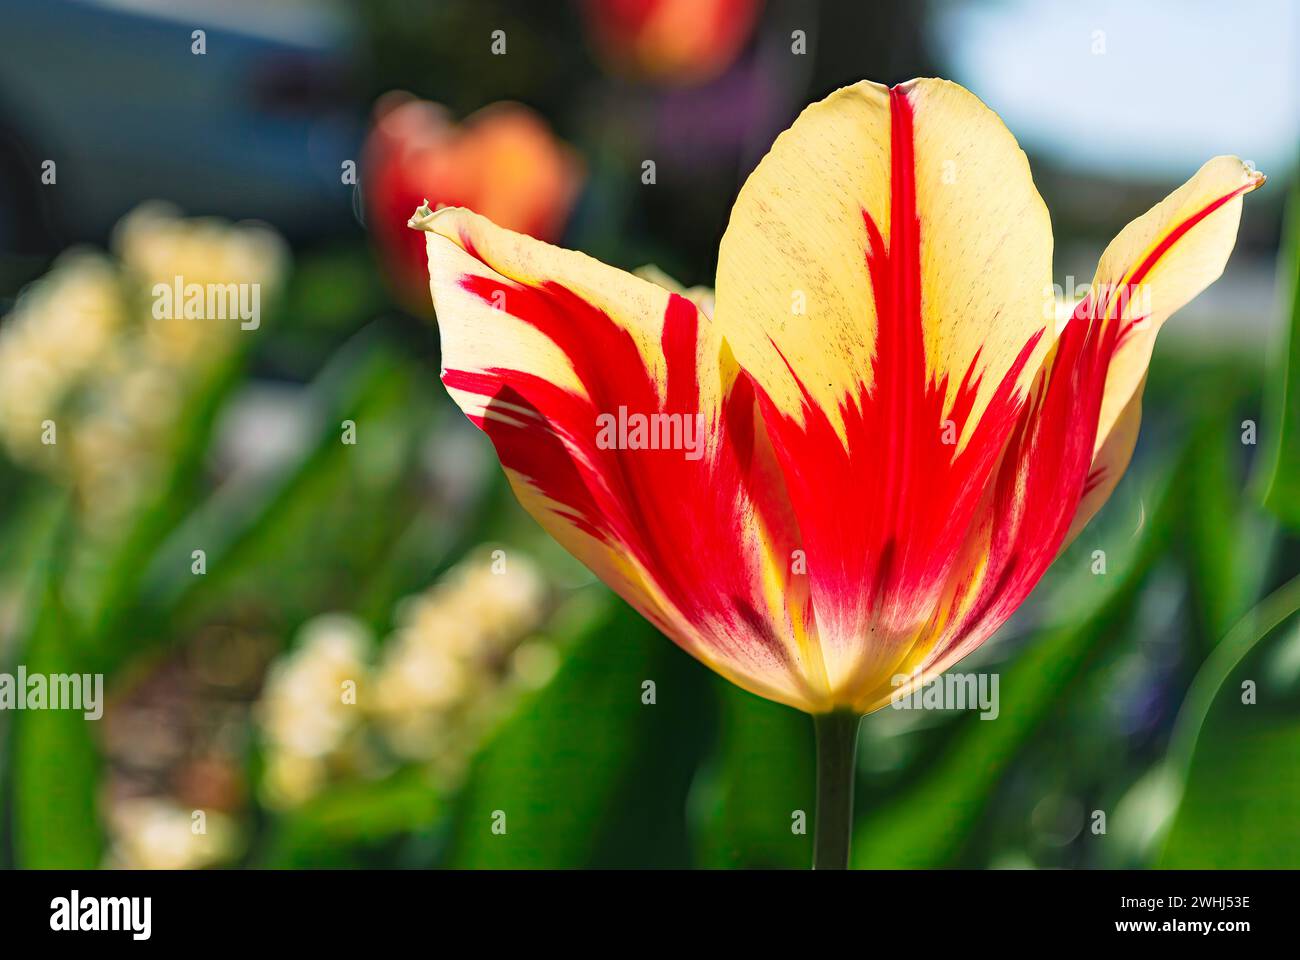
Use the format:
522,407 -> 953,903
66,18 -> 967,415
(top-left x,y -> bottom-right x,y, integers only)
714,77 -> 1054,447
1086,156 -> 1265,462
710,78 -> 1055,700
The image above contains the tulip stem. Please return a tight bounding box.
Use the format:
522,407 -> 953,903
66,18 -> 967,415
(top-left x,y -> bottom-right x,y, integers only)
813,710 -> 861,870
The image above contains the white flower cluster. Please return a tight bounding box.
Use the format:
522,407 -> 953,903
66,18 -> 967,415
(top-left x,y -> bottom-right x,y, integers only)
104,797 -> 238,871
257,550 -> 552,809
0,203 -> 287,529
258,614 -> 376,808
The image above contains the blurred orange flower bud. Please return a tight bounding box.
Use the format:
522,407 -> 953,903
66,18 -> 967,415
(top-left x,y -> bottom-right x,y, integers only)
582,0 -> 762,86
364,93 -> 583,312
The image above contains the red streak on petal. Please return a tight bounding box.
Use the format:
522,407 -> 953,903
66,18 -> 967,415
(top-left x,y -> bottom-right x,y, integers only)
753,85 -> 1044,659
948,176 -> 1261,647
1129,182 -> 1253,290
445,275 -> 803,677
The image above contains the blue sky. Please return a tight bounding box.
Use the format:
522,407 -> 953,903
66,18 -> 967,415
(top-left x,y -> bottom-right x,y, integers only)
933,0 -> 1298,181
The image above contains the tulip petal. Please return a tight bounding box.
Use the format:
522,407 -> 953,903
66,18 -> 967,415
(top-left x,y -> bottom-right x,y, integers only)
872,160 -> 1265,710
894,298 -> 1125,705
1065,381 -> 1144,548
713,79 -> 1054,698
1086,156 -> 1265,474
411,205 -> 831,710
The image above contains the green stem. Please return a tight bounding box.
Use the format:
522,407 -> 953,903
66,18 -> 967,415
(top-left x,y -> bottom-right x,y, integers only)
813,710 -> 861,870
1168,570 -> 1300,779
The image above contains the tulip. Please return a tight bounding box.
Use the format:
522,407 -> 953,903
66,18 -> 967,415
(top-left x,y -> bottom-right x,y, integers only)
581,0 -> 762,86
408,78 -> 1263,867
364,94 -> 583,312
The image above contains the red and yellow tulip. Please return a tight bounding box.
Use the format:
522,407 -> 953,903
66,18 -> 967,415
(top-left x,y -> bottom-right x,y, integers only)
408,78 -> 1262,718
364,94 -> 583,312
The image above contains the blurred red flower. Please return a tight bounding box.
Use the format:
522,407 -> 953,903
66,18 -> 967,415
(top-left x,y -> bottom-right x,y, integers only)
364,93 -> 584,312
582,0 -> 762,86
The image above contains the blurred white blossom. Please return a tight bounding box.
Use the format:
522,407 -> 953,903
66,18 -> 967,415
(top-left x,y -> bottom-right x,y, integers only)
257,613 -> 372,809
371,550 -> 547,770
0,203 -> 287,530
255,549 -> 552,808
104,797 -> 237,870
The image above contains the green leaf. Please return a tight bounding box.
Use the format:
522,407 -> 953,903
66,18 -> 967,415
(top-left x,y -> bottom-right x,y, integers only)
692,683 -> 813,868
257,767 -> 444,868
83,347 -> 248,650
1157,573 -> 1300,867
1160,715 -> 1300,868
447,594 -> 708,868
1184,395 -> 1274,647
10,531 -> 103,868
130,330 -> 442,650
1259,183 -> 1300,529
